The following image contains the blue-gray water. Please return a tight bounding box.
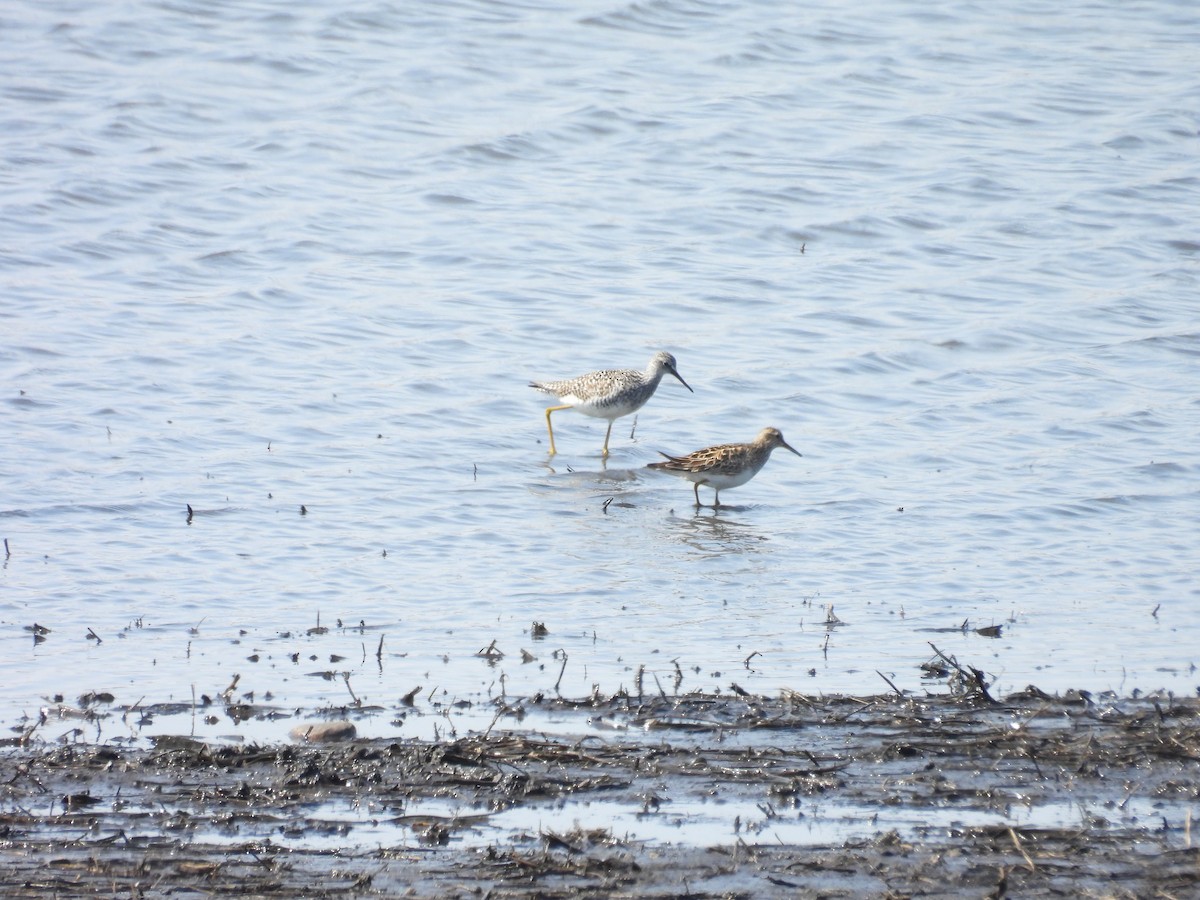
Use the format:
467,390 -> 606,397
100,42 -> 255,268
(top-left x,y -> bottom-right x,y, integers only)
2,0 -> 1198,742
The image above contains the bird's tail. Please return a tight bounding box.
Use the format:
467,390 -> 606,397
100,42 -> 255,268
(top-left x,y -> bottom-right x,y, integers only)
647,451 -> 681,470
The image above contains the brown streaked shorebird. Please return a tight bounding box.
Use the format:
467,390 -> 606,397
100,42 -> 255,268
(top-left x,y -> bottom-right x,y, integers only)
648,426 -> 802,507
529,351 -> 693,456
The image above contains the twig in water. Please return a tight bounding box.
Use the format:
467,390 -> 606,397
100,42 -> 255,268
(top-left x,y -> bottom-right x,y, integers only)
87,628 -> 102,644
400,686 -> 422,706
308,611 -> 327,636
928,642 -> 994,702
342,672 -> 361,707
1008,827 -> 1036,871
482,704 -> 505,739
554,650 -> 568,694
652,672 -> 667,698
928,643 -> 961,674
876,670 -> 903,697
744,651 -> 761,669
476,640 -> 504,660
123,697 -> 146,731
376,634 -> 385,662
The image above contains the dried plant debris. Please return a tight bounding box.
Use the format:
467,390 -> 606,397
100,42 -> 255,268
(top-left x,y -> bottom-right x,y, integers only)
1,690 -> 1199,897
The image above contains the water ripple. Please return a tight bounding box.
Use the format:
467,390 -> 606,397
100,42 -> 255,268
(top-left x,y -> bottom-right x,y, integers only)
1,0 -> 1197,731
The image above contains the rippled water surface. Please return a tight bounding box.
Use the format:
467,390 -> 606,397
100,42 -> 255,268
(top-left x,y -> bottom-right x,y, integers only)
3,0 -> 1198,740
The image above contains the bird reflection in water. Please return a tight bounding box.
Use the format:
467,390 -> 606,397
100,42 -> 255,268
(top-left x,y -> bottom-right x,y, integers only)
665,508 -> 768,557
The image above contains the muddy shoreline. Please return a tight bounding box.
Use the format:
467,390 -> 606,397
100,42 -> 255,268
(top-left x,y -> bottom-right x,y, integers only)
3,688 -> 1200,898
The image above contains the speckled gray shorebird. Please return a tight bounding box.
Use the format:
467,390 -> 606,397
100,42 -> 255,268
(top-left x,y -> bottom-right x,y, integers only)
529,351 -> 693,456
648,426 -> 802,507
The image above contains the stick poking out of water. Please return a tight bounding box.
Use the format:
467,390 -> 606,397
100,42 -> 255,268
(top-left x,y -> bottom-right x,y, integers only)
554,650 -> 568,695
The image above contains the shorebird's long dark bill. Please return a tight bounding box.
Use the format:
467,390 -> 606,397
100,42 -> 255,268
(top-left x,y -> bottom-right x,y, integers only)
669,366 -> 694,393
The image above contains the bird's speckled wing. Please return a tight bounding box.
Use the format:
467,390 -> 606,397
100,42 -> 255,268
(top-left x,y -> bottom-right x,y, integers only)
650,442 -> 751,475
532,368 -> 643,406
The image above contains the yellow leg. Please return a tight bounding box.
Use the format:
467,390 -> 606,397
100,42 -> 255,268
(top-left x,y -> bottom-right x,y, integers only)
544,405 -> 570,455
601,420 -> 614,457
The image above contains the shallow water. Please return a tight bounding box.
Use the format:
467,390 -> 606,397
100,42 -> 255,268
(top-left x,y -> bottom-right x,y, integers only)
3,0 -> 1199,744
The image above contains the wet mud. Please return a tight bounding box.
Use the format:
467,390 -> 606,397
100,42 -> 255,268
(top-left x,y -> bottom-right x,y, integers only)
3,688 -> 1200,898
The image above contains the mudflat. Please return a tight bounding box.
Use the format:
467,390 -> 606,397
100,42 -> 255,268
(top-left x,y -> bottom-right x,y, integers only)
3,689 -> 1198,898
